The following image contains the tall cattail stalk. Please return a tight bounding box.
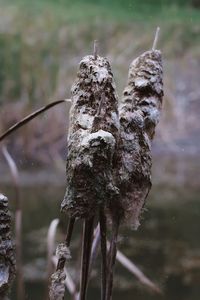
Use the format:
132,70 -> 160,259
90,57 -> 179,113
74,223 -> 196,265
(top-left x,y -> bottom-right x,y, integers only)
106,28 -> 163,299
60,42 -> 120,300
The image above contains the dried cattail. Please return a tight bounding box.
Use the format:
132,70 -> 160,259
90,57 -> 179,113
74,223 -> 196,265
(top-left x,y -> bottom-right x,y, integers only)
117,49 -> 163,229
0,193 -> 16,299
61,54 -> 119,219
106,41 -> 163,300
60,52 -> 119,300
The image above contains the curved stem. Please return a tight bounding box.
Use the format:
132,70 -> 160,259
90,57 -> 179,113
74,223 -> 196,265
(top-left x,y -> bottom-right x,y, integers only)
0,99 -> 71,142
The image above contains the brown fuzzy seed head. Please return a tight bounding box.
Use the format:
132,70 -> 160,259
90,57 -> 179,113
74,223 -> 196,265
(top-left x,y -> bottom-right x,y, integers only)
111,50 -> 163,229
62,55 -> 119,219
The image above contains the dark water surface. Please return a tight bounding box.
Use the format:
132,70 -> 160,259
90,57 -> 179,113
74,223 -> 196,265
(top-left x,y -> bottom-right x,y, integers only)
0,159 -> 200,300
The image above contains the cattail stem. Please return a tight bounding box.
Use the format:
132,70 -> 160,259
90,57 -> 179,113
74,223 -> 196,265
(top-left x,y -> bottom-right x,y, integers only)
105,218 -> 119,300
89,225 -> 101,276
93,40 -> 98,60
65,217 -> 76,247
80,217 -> 95,300
56,217 -> 75,271
99,208 -> 107,300
152,27 -> 160,50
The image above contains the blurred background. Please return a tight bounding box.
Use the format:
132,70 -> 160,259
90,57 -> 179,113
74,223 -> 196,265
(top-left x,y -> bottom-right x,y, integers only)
0,0 -> 200,299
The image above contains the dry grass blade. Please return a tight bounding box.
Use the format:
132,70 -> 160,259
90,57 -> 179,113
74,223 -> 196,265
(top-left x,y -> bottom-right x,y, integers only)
46,219 -> 60,295
115,248 -> 162,294
1,146 -> 24,300
90,224 -> 161,295
2,146 -> 19,189
0,99 -> 71,142
89,224 -> 101,276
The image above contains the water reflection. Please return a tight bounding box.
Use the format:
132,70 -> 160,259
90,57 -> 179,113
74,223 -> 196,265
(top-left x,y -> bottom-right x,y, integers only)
1,164 -> 200,300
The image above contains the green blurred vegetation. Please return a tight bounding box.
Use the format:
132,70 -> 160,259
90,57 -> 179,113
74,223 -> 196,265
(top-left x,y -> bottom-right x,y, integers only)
0,0 -> 199,105
0,0 -> 199,163
1,0 -> 200,22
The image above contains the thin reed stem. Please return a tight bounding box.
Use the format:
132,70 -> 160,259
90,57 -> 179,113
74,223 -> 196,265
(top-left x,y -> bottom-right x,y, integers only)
80,217 -> 95,300
105,218 -> 119,300
0,99 -> 71,142
152,27 -> 160,50
56,217 -> 75,271
99,208 -> 107,300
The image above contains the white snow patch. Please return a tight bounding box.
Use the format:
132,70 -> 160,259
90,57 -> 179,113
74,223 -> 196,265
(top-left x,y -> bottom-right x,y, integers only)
135,78 -> 148,88
77,113 -> 94,129
94,66 -> 109,83
111,112 -> 120,129
81,130 -> 115,148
